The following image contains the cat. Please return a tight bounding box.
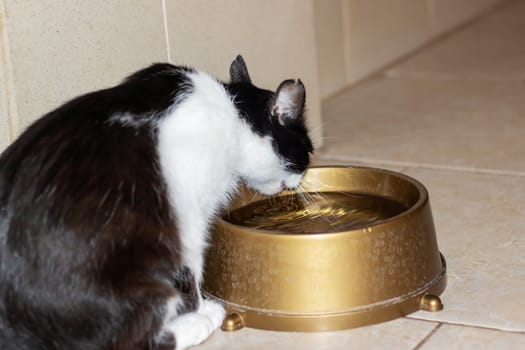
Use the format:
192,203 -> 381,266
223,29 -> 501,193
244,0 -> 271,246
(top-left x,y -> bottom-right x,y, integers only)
0,55 -> 313,350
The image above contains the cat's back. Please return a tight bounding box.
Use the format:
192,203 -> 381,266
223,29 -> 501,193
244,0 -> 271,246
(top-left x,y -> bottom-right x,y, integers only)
0,63 -> 197,349
0,63 -> 194,198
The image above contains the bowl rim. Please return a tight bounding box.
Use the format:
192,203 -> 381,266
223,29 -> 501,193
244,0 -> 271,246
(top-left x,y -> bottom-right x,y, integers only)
217,165 -> 430,237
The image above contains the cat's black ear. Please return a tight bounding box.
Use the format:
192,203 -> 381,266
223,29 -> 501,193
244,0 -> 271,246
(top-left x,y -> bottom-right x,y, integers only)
230,55 -> 252,84
270,79 -> 306,126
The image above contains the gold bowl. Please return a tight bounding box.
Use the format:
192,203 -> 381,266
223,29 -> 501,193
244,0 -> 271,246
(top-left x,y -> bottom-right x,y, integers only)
203,166 -> 446,332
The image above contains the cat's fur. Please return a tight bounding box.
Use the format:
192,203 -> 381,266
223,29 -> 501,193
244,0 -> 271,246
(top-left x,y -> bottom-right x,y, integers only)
0,55 -> 312,349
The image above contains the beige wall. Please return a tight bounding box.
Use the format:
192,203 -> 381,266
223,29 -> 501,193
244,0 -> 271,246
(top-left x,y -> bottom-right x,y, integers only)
0,0 -> 14,152
0,0 -> 168,150
166,0 -> 323,147
0,0 -> 323,152
313,0 -> 347,103
0,0 -> 510,152
314,0 -> 507,99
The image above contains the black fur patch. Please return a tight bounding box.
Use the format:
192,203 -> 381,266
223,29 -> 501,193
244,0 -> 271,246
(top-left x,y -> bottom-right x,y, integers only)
172,266 -> 199,314
0,63 -> 193,350
226,82 -> 313,173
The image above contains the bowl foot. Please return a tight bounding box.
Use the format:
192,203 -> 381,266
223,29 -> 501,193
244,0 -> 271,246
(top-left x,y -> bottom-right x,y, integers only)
221,312 -> 244,332
420,294 -> 444,312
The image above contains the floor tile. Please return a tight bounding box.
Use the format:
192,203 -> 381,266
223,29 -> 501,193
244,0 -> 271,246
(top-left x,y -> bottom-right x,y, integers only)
388,0 -> 525,81
400,168 -> 525,332
419,324 -> 525,350
320,77 -> 525,174
194,318 -> 437,350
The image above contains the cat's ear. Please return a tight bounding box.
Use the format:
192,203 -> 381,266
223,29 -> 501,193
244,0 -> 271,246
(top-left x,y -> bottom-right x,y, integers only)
230,55 -> 252,84
270,79 -> 306,126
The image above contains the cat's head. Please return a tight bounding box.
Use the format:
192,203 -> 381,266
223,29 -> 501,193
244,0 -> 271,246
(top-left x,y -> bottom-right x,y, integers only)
227,55 -> 313,195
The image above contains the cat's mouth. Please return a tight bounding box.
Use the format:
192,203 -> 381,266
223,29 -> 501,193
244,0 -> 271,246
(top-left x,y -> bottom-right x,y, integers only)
282,172 -> 304,190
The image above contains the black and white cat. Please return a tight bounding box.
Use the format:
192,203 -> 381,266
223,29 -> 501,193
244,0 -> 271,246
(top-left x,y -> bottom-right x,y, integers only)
0,55 -> 313,349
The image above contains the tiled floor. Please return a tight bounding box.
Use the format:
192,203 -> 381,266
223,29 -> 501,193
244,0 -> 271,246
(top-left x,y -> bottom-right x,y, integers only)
196,1 -> 525,349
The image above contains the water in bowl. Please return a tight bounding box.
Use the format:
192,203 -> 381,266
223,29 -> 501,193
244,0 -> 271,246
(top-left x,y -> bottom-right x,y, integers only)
225,192 -> 409,234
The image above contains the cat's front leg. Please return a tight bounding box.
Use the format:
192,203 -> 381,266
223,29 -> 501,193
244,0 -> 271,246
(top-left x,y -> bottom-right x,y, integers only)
162,299 -> 225,350
159,266 -> 225,349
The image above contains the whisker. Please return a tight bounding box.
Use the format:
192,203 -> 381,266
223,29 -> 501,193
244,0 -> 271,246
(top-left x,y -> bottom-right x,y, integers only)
299,184 -> 344,226
297,188 -> 320,212
302,191 -> 337,226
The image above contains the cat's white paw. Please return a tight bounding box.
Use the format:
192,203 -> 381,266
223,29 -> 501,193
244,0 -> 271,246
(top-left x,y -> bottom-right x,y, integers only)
198,299 -> 226,330
163,300 -> 225,350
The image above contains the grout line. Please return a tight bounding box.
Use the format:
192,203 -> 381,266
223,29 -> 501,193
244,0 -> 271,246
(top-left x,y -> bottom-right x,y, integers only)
384,70 -> 525,84
0,0 -> 19,141
412,323 -> 442,350
316,155 -> 525,178
406,317 -> 525,335
160,0 -> 171,63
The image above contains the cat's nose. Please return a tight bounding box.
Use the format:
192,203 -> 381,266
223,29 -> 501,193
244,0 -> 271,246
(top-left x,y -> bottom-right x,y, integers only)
281,181 -> 287,191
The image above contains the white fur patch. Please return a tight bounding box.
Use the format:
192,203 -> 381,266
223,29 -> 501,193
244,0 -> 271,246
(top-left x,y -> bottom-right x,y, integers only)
156,70 -> 304,279
156,71 -> 241,281
154,69 -> 306,348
